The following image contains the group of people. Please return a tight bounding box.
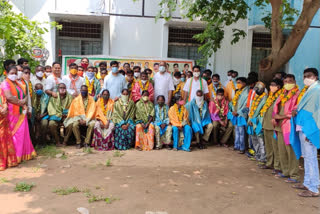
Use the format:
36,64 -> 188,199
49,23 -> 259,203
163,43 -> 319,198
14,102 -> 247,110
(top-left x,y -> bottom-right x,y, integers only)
0,57 -> 319,198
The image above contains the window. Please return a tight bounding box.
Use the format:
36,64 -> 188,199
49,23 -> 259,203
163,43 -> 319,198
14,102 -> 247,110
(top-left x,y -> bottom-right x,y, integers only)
168,27 -> 204,65
56,22 -> 103,59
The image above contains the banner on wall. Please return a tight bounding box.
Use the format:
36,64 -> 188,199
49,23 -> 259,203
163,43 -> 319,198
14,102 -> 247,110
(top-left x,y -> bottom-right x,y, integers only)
62,55 -> 195,75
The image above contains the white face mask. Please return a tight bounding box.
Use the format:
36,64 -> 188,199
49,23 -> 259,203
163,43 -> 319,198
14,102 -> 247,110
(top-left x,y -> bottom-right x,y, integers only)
7,74 -> 18,82
141,80 -> 147,84
159,66 -> 166,73
17,71 -> 23,79
45,72 -> 52,77
304,78 -> 316,86
36,71 -> 44,78
134,72 -> 140,78
227,76 -> 232,81
193,72 -> 200,78
195,95 -> 204,108
173,77 -> 181,86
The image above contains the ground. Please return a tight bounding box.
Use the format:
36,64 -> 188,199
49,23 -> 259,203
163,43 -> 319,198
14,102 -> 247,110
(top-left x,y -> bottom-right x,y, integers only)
0,146 -> 319,214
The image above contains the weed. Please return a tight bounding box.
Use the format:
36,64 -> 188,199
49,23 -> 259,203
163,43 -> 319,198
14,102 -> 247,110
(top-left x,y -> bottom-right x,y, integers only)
36,144 -> 62,158
83,147 -> 93,154
113,151 -> 125,157
105,158 -> 112,167
60,154 -> 68,160
0,177 -> 9,183
52,187 -> 81,195
15,182 -> 35,192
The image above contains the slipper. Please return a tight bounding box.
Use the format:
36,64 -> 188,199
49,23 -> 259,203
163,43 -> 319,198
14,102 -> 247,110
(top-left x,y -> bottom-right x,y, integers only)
272,170 -> 281,174
285,178 -> 299,183
292,184 -> 308,190
298,190 -> 319,197
275,172 -> 288,178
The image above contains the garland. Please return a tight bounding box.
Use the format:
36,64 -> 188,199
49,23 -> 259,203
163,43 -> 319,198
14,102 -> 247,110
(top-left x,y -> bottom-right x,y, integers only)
173,82 -> 182,96
85,77 -> 95,94
297,86 -> 309,104
231,80 -> 236,91
213,98 -> 226,119
260,89 -> 282,117
232,87 -> 245,107
174,103 -> 185,122
159,105 -> 167,121
248,92 -> 266,118
210,82 -> 222,98
126,78 -> 136,92
28,81 -> 33,98
138,80 -> 149,91
280,86 -> 299,106
100,98 -> 108,116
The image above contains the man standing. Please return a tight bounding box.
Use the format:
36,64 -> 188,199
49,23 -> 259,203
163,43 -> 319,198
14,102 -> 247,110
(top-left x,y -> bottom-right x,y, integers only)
31,65 -> 46,89
102,61 -> 127,100
63,63 -> 84,99
291,68 -> 320,197
17,58 -> 29,67
208,74 -> 224,100
183,65 -> 209,103
131,72 -> 154,103
153,61 -> 174,106
123,63 -> 131,74
225,70 -> 238,101
133,66 -> 141,80
224,70 -> 234,87
44,65 -> 52,78
273,74 -> 300,183
64,85 -> 98,148
45,62 -> 64,98
84,66 -> 101,101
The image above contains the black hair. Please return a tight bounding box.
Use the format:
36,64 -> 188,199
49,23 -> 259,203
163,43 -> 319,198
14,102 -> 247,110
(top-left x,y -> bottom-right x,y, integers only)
284,74 -> 295,80
3,59 -> 16,70
174,71 -> 181,78
140,71 -> 148,76
248,71 -> 258,79
216,88 -> 225,94
142,90 -> 149,95
157,95 -> 165,101
78,66 -> 84,69
133,66 -> 141,71
122,88 -> 129,93
227,70 -> 234,74
58,83 -> 66,88
193,65 -> 201,71
187,71 -> 193,77
36,65 -> 44,70
81,85 -> 88,89
274,71 -> 286,79
153,63 -> 159,66
247,76 -> 258,85
123,63 -> 130,67
23,66 -> 31,71
126,69 -> 133,75
204,69 -> 212,76
81,57 -> 89,62
212,74 -> 220,79
233,71 -> 239,76
99,61 -> 107,67
184,63 -> 189,67
144,68 -> 152,73
270,78 -> 284,88
87,66 -> 94,71
304,68 -> 319,77
196,90 -> 204,96
236,77 -> 247,84
45,65 -> 51,69
52,62 -> 61,67
7,65 -> 17,73
110,61 -> 119,67
17,58 -> 28,65
173,63 -> 179,67
101,89 -> 110,95
119,70 -> 125,76
69,63 -> 78,68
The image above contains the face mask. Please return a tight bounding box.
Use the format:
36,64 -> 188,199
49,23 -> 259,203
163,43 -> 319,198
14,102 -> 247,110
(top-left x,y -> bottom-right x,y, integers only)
173,77 -> 181,85
18,71 -> 23,79
213,81 -> 219,86
269,86 -> 278,93
158,102 -> 165,107
227,76 -> 232,81
81,63 -> 88,70
181,78 -> 185,82
141,80 -> 147,84
78,71 -> 84,77
177,100 -> 185,106
203,76 -> 208,81
70,69 -> 78,75
142,96 -> 149,102
304,78 -> 316,86
36,71 -> 44,78
102,95 -> 109,100
86,72 -> 95,80
193,72 -> 200,78
7,74 -> 18,82
236,83 -> 243,90
121,94 -> 129,103
283,83 -> 295,91
36,89 -> 43,96
45,72 -> 52,77
195,95 -> 204,107
159,66 -> 166,73
112,67 -> 118,73
134,72 -> 140,78
81,91 -> 88,97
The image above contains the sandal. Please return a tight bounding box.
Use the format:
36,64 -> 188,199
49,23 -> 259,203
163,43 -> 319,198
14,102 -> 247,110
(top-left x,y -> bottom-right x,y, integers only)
298,190 -> 319,197
272,170 -> 281,175
292,184 -> 308,190
275,172 -> 288,178
285,178 -> 299,183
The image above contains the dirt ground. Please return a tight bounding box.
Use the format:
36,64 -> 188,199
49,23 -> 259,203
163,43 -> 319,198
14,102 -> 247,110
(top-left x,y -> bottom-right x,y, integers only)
0,145 -> 319,214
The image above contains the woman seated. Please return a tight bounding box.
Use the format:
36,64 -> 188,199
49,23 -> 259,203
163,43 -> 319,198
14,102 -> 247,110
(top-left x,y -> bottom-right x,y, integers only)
135,90 -> 155,151
92,89 -> 115,151
112,89 -> 136,150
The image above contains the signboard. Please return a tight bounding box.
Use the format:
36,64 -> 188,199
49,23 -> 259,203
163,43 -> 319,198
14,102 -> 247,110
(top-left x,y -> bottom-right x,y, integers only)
62,55 -> 194,75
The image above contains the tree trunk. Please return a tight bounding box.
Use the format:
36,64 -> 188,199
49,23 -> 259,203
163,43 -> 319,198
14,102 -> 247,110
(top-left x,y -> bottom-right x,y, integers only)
259,0 -> 320,83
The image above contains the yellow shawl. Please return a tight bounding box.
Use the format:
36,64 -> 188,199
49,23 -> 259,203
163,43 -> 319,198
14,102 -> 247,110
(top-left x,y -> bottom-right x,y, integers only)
168,105 -> 189,127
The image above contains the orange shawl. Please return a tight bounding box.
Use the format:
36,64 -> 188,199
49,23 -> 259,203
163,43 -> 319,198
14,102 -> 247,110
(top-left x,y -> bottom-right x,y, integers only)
168,105 -> 189,127
95,98 -> 114,125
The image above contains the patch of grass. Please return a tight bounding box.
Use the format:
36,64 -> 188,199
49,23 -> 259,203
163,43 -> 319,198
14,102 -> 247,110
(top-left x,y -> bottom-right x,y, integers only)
113,151 -> 125,157
31,167 -> 40,173
15,182 -> 35,192
0,177 -> 9,184
83,147 -> 93,154
52,187 -> 81,195
104,196 -> 118,204
105,158 -> 112,167
36,144 -> 62,158
60,154 -> 68,160
85,191 -> 118,204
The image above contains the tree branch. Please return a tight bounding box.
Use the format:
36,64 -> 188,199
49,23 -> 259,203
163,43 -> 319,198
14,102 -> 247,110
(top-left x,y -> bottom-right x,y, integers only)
270,0 -> 283,55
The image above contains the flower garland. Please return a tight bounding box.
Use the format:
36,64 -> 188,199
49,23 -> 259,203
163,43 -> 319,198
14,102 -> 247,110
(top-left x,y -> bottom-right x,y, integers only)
100,98 -> 108,116
231,80 -> 236,91
138,80 -> 149,91
28,81 -> 33,98
174,103 -> 185,122
260,89 -> 282,117
85,77 -> 95,94
213,98 -> 226,119
232,87 -> 245,107
159,105 -> 167,121
210,82 -> 222,98
248,92 -> 266,118
280,86 -> 299,106
297,85 -> 309,104
173,82 -> 182,96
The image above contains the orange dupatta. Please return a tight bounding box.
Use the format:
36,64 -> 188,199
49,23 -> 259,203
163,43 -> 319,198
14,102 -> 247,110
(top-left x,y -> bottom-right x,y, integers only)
66,95 -> 97,122
168,105 -> 189,127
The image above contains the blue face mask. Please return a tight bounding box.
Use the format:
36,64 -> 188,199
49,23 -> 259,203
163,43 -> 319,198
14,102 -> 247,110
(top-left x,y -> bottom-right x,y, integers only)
86,72 -> 95,80
36,89 -> 43,96
81,91 -> 88,97
181,78 -> 185,82
112,67 -> 118,73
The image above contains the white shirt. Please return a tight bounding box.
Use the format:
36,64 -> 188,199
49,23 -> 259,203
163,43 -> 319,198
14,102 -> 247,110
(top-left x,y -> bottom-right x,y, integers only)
183,77 -> 209,102
45,75 -> 63,93
154,72 -> 174,103
102,73 -> 127,99
62,75 -> 84,95
31,76 -> 46,89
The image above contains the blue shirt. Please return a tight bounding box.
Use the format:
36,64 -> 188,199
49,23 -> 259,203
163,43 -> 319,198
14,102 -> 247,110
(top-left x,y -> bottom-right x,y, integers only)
102,73 -> 127,99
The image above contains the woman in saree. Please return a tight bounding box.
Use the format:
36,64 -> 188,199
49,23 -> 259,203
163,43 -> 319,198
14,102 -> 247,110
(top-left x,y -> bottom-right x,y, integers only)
0,66 -> 36,163
0,88 -> 18,170
92,89 -> 115,151
112,89 -> 136,150
135,90 -> 155,151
